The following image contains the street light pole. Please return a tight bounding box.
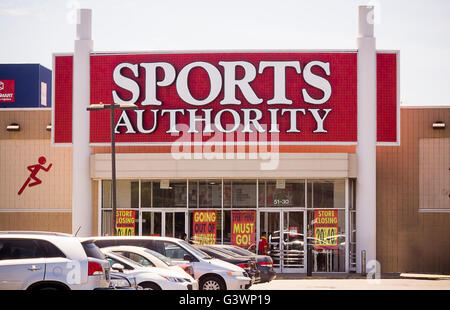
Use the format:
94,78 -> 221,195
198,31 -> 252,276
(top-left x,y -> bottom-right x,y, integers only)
87,102 -> 138,236
110,105 -> 117,236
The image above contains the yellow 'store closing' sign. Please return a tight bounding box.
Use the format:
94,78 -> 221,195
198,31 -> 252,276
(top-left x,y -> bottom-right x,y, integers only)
313,209 -> 338,250
116,210 -> 136,236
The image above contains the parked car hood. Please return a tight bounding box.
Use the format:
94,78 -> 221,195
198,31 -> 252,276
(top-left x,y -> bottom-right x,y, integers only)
206,258 -> 246,272
137,266 -> 194,280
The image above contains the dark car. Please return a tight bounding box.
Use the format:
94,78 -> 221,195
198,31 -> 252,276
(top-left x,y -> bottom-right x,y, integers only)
208,245 -> 276,284
193,245 -> 260,284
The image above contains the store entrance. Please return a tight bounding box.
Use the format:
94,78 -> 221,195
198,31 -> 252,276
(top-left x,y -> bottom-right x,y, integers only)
259,210 -> 305,273
141,211 -> 187,238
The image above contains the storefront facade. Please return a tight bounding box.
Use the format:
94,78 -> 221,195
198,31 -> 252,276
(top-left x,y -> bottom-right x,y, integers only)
96,177 -> 355,273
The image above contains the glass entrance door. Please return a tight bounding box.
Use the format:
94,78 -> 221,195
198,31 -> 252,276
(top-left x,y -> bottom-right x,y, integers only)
141,211 -> 186,238
165,212 -> 186,238
259,210 -> 305,273
282,211 -> 305,272
259,212 -> 281,269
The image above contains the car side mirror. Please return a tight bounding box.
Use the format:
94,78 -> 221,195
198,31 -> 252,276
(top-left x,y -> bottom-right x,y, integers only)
111,263 -> 125,273
183,254 -> 194,262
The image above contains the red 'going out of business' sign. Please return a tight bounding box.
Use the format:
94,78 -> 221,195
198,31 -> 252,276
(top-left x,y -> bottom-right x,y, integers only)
53,51 -> 398,145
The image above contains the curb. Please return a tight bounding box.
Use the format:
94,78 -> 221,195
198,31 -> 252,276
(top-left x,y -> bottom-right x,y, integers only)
400,273 -> 450,280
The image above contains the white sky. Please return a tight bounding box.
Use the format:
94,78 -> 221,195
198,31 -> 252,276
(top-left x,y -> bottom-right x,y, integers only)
1,0 -> 449,106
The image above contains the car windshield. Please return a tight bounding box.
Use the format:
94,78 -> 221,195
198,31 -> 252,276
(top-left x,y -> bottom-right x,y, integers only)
107,252 -> 144,269
226,246 -> 255,256
206,247 -> 239,258
144,248 -> 175,266
178,241 -> 212,259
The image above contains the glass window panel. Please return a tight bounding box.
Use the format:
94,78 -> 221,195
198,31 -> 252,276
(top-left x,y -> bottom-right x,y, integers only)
188,181 -> 198,208
141,181 -> 152,208
350,179 -> 356,210
101,210 -> 112,236
142,212 -> 162,236
216,210 -> 223,244
100,180 -> 138,209
258,181 -> 266,207
189,180 -> 221,209
152,180 -> 187,208
102,180 -> 111,209
308,180 -> 345,209
165,213 -> 174,238
223,210 -> 231,244
261,180 -> 305,208
174,212 -> 186,240
223,181 -> 232,208
232,180 -> 257,208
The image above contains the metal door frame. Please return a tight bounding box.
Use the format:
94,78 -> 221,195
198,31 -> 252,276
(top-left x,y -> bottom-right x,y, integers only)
139,209 -> 188,237
258,209 -> 306,273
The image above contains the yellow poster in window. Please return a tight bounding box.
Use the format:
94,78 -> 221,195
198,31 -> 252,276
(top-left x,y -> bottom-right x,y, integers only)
192,210 -> 217,245
116,210 -> 136,236
313,209 -> 338,250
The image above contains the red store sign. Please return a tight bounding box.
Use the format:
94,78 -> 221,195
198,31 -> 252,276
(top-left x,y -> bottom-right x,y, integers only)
0,79 -> 15,103
53,51 -> 398,145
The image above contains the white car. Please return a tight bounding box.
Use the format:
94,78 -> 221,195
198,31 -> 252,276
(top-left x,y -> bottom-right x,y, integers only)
102,245 -> 198,289
102,250 -> 196,290
90,236 -> 252,290
0,231 -> 110,290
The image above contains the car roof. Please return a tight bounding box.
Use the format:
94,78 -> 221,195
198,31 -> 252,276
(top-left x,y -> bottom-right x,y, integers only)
84,236 -> 183,243
102,245 -> 149,252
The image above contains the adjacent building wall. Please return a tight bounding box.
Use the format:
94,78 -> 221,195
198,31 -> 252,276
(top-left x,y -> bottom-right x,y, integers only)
0,109 -> 72,233
376,107 -> 450,273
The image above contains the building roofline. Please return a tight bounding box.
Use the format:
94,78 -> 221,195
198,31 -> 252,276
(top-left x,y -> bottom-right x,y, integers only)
400,105 -> 450,109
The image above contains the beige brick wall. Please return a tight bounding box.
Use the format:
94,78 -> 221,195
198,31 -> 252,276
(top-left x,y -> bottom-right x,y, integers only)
0,139 -> 72,210
0,109 -> 73,232
0,212 -> 71,233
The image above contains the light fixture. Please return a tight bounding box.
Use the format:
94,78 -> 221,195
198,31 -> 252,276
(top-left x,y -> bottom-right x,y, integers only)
86,101 -> 138,236
6,123 -> 20,131
432,121 -> 446,129
46,124 -> 52,131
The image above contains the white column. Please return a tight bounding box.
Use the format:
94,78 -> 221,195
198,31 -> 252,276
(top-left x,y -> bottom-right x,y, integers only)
72,9 -> 93,237
356,6 -> 377,273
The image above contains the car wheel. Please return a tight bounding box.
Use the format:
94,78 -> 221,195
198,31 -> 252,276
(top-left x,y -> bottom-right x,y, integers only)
200,276 -> 225,290
139,282 -> 162,290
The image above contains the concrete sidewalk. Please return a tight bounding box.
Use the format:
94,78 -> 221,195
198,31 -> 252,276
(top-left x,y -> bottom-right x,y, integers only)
275,273 -> 400,279
251,278 -> 450,290
275,272 -> 450,280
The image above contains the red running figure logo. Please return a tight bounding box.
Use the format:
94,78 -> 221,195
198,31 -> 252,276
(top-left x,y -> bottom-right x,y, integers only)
18,156 -> 52,195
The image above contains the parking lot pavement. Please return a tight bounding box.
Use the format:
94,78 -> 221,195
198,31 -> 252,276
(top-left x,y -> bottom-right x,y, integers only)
250,279 -> 450,290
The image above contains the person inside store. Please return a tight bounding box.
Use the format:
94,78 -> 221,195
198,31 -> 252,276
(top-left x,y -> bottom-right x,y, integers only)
180,232 -> 194,244
258,232 -> 268,255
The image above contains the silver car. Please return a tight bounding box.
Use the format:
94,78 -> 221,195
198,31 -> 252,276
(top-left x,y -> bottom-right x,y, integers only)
0,231 -> 110,290
90,236 -> 252,290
